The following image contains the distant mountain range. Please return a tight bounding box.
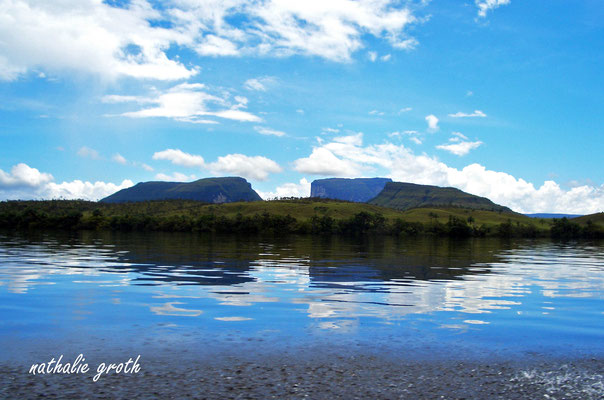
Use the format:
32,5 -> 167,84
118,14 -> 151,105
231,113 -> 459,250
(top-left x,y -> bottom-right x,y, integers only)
311,178 -> 392,202
525,213 -> 583,219
100,177 -> 262,203
368,182 -> 512,212
100,175 -> 516,215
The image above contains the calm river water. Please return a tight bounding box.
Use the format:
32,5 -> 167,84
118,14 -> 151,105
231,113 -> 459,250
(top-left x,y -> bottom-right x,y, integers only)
1,231 -> 603,363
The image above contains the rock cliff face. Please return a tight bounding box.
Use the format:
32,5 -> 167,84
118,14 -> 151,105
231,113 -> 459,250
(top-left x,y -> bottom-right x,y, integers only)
310,178 -> 392,202
368,182 -> 512,212
100,177 -> 262,203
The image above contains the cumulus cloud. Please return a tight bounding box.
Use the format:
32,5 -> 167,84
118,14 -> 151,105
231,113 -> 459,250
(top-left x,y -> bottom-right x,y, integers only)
104,83 -> 261,124
448,110 -> 487,118
0,163 -> 54,188
1,1 -> 425,81
152,149 -> 281,181
257,178 -> 311,199
292,134 -> 604,214
207,154 -> 282,181
0,163 -> 132,200
152,149 -> 205,168
425,114 -> 439,132
0,0 -> 197,81
292,134 -> 369,177
196,34 -> 240,56
254,126 -> 286,137
44,180 -> 133,200
476,0 -> 511,18
175,0 -> 420,62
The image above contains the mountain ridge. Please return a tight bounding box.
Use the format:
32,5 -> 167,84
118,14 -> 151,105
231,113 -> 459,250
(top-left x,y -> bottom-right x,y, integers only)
311,178 -> 392,203
100,177 -> 262,204
368,181 -> 512,213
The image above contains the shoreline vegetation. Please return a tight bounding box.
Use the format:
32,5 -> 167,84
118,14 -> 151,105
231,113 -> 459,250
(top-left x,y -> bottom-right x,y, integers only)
0,199 -> 602,239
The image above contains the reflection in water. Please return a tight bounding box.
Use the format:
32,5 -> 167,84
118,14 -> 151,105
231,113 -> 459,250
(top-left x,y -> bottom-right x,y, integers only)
1,230 -> 603,357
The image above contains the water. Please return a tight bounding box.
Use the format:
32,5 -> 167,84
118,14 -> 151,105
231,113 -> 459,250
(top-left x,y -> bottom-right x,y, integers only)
1,230 -> 603,362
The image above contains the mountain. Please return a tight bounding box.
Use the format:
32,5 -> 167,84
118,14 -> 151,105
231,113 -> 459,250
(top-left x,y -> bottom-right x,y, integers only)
571,212 -> 604,226
100,177 -> 262,203
525,213 -> 583,219
310,178 -> 392,202
368,182 -> 512,212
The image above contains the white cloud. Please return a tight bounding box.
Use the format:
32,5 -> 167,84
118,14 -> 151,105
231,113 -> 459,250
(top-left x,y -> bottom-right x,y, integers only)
257,178 -> 311,199
140,163 -> 154,172
1,1 -> 425,81
196,34 -> 239,56
410,137 -> 422,145
172,0 -> 420,62
44,180 -> 133,200
152,148 -> 281,181
437,140 -> 483,156
322,127 -> 340,134
476,0 -> 511,18
369,110 -> 385,116
0,163 -> 53,188
105,83 -> 261,124
398,107 -> 412,113
292,134 -> 604,214
293,147 -> 364,177
112,153 -> 127,165
452,131 -> 469,140
368,51 -> 377,62
389,130 -> 418,137
207,154 -> 282,181
449,110 -> 487,118
152,149 -> 205,168
77,146 -> 101,160
0,163 -> 132,200
380,54 -> 391,62
296,109 -> 305,114
0,0 -> 197,81
154,172 -> 197,182
425,114 -> 439,132
254,126 -> 286,137
243,76 -> 275,91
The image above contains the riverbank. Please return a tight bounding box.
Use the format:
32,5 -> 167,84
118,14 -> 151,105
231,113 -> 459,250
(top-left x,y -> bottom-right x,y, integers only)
2,351 -> 602,399
1,199 -> 602,238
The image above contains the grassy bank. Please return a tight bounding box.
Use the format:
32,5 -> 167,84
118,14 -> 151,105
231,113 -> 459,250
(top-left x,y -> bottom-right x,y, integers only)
0,199 -> 602,238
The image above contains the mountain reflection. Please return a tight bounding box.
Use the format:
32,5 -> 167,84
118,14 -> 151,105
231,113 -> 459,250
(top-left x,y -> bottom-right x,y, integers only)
0,230 -> 603,326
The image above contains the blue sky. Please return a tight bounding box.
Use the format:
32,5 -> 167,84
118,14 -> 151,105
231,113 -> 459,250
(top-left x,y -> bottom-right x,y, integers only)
0,0 -> 603,213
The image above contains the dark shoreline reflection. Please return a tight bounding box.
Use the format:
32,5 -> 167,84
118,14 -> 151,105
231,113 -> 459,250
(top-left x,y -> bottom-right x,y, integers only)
1,229 -> 604,360
0,230 -> 525,290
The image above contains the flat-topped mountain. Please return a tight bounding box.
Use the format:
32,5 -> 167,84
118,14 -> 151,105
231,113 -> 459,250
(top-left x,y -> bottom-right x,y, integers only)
100,177 -> 262,204
311,178 -> 392,203
368,182 -> 512,212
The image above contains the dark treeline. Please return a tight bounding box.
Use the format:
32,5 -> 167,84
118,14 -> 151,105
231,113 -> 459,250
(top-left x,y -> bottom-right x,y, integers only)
0,200 -> 602,239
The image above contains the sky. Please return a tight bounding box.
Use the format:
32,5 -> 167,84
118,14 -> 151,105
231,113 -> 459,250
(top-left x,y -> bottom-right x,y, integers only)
0,0 -> 603,214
